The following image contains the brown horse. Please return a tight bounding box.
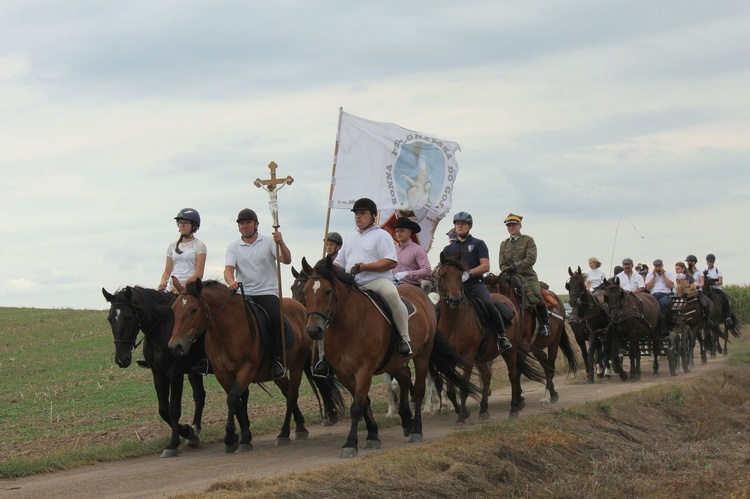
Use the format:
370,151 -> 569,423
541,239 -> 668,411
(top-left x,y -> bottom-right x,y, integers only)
487,269 -> 578,402
565,266 -> 610,383
302,256 -> 478,458
433,253 -> 546,420
168,278 -> 345,453
603,279 -> 663,381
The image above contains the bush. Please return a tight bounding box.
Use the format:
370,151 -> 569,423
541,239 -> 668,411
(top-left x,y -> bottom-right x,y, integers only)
724,284 -> 750,324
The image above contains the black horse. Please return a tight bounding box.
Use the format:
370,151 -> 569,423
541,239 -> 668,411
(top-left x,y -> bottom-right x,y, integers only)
566,266 -> 610,383
603,280 -> 663,382
102,286 -> 207,457
700,274 -> 742,356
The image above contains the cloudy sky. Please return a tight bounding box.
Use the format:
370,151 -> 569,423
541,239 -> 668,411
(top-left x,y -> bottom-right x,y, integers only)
1,1 -> 748,310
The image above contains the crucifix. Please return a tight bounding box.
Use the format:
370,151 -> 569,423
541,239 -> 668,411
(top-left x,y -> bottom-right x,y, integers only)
254,161 -> 294,376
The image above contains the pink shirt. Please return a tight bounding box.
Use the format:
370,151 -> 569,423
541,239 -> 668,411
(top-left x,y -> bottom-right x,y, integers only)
394,240 -> 433,286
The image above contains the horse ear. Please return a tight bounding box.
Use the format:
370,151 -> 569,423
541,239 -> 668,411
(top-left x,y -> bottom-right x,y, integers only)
455,250 -> 462,261
302,257 -> 313,275
102,287 -> 114,302
291,266 -> 299,278
577,266 -> 582,274
195,277 -> 203,293
172,276 -> 185,293
568,267 -> 573,276
124,286 -> 133,303
324,255 -> 333,269
439,251 -> 446,264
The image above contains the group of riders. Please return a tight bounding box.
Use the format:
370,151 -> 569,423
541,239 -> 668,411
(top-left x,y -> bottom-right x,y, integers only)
157,200 -> 554,381
584,253 -> 736,332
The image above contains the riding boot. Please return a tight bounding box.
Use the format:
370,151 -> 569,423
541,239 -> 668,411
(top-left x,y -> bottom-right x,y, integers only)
270,333 -> 287,379
490,307 -> 512,352
535,303 -> 551,336
398,330 -> 413,357
312,339 -> 330,377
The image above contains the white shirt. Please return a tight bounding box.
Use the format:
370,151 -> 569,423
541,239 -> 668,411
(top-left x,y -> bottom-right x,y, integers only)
645,270 -> 675,294
585,267 -> 606,289
165,238 -> 207,292
334,225 -> 398,285
616,271 -> 645,292
225,234 -> 279,296
703,266 -> 723,289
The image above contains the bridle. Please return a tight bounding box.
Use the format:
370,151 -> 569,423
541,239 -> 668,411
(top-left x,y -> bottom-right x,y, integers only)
174,286 -> 236,343
433,262 -> 466,305
305,274 -> 353,328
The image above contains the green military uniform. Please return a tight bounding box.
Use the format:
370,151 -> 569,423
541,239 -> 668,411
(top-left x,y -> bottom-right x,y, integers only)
499,233 -> 544,308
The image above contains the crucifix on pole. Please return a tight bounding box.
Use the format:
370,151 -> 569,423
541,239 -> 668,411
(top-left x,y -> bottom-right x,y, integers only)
254,161 -> 294,375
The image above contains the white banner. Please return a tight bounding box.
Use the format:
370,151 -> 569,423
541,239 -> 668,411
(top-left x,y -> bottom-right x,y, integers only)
331,111 -> 461,251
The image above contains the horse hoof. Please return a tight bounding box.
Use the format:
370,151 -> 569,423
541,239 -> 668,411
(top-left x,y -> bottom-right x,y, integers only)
408,433 -> 423,443
160,449 -> 179,458
295,430 -> 309,441
237,443 -> 253,452
364,439 -> 381,450
186,436 -> 200,447
190,424 -> 201,437
340,447 -> 358,458
509,411 -> 519,419
517,400 -> 526,411
587,378 -> 595,384
225,441 -> 239,454
275,437 -> 291,446
550,393 -> 559,403
479,412 -> 490,421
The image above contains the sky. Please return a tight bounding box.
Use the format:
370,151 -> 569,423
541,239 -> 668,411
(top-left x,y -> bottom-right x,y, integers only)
1,1 -> 749,310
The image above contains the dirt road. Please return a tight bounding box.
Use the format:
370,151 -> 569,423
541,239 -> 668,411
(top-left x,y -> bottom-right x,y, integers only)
0,355 -> 728,498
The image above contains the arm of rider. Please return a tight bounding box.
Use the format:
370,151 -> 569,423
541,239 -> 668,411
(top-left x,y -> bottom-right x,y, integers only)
354,258 -> 397,274
224,266 -> 239,291
471,258 -> 490,279
272,231 -> 292,264
394,271 -> 409,281
158,256 -> 174,291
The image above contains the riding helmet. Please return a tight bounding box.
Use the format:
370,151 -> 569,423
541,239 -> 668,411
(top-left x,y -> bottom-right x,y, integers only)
174,208 -> 200,231
706,253 -> 716,262
685,254 -> 697,263
351,197 -> 378,215
453,211 -> 473,225
325,232 -> 343,246
236,208 -> 259,223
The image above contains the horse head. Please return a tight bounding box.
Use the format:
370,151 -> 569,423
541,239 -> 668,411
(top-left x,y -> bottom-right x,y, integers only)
103,286 -> 140,368
603,278 -> 626,322
301,256 -> 352,340
169,278 -> 209,357
566,266 -> 585,308
290,265 -> 309,305
435,251 -> 466,309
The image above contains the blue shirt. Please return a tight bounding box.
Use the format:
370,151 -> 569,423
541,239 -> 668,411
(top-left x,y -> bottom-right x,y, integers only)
443,235 -> 489,282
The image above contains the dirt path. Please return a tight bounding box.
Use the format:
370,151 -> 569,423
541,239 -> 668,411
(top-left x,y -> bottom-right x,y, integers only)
0,355 -> 729,498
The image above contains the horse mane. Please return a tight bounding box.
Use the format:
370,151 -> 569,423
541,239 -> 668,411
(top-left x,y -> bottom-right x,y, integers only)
127,286 -> 174,323
185,279 -> 227,297
313,259 -> 357,289
437,254 -> 467,272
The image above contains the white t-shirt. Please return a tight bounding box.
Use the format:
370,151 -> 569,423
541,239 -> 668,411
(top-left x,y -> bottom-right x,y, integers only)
616,271 -> 645,292
585,267 -> 606,289
645,270 -> 676,294
165,238 -> 207,292
703,266 -> 723,289
225,234 -> 279,296
334,225 -> 398,285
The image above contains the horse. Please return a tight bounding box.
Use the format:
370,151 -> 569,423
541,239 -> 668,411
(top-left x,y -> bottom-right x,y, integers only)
168,278 -> 345,453
433,253 -> 547,420
102,286 -> 205,458
565,267 -> 610,383
665,293 -> 703,374
301,256 -> 479,458
700,274 -> 742,357
486,269 -> 578,403
603,279 -> 663,381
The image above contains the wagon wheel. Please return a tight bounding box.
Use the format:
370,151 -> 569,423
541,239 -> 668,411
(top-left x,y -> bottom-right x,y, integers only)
680,325 -> 693,373
666,330 -> 679,376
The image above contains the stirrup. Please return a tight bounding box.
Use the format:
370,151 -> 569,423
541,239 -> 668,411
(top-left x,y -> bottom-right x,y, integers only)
537,323 -> 551,337
312,358 -> 330,378
399,340 -> 413,357
726,317 -> 734,326
271,360 -> 287,379
497,336 -> 512,353
192,358 -> 210,376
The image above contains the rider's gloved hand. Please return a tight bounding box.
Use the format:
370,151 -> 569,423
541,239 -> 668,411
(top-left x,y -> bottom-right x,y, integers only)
461,271 -> 470,283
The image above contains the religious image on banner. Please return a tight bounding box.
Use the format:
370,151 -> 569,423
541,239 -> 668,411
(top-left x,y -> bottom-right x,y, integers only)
331,111 -> 460,252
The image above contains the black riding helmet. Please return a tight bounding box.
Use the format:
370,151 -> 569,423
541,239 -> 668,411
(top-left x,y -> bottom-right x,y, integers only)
453,211 -> 473,225
351,198 -> 378,215
706,253 -> 716,262
325,232 -> 343,246
174,208 -> 200,231
685,254 -> 698,263
236,208 -> 259,223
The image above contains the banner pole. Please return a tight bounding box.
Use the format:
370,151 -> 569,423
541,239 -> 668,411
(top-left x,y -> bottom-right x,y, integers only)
322,107 -> 344,259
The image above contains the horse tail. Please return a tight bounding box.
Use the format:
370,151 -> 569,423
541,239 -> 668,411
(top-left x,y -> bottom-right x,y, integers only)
429,330 -> 481,401
728,314 -> 742,338
558,321 -> 580,375
303,351 -> 346,422
516,348 -> 547,384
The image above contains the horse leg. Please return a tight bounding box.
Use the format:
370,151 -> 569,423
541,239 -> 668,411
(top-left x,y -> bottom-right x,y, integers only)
341,375 -> 373,458
586,334 -> 597,384
456,365 -> 472,424
288,363 -> 309,440
628,338 -> 640,382
477,363 -> 492,420
382,373 -> 399,418
185,372 -> 205,447
236,387 -> 253,452
151,369 -> 182,458
393,365 -> 414,437
362,396 -> 381,451
652,335 -> 660,377
408,357 -> 429,442
223,384 -> 248,453
546,342 -> 560,403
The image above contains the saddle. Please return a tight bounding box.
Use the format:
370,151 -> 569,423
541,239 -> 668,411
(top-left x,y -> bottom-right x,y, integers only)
242,298 -> 295,351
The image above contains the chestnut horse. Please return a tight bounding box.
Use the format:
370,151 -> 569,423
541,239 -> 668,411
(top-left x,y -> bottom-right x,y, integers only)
302,256 -> 478,458
565,267 -> 610,383
102,286 -> 205,457
486,269 -> 578,402
433,253 -> 546,420
168,279 -> 345,453
603,279 -> 663,381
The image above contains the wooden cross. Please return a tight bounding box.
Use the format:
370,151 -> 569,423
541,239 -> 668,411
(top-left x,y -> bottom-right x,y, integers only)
254,161 -> 294,229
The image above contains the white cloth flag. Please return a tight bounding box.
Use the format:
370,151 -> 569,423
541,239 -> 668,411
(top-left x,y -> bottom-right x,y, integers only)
331,111 -> 461,251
